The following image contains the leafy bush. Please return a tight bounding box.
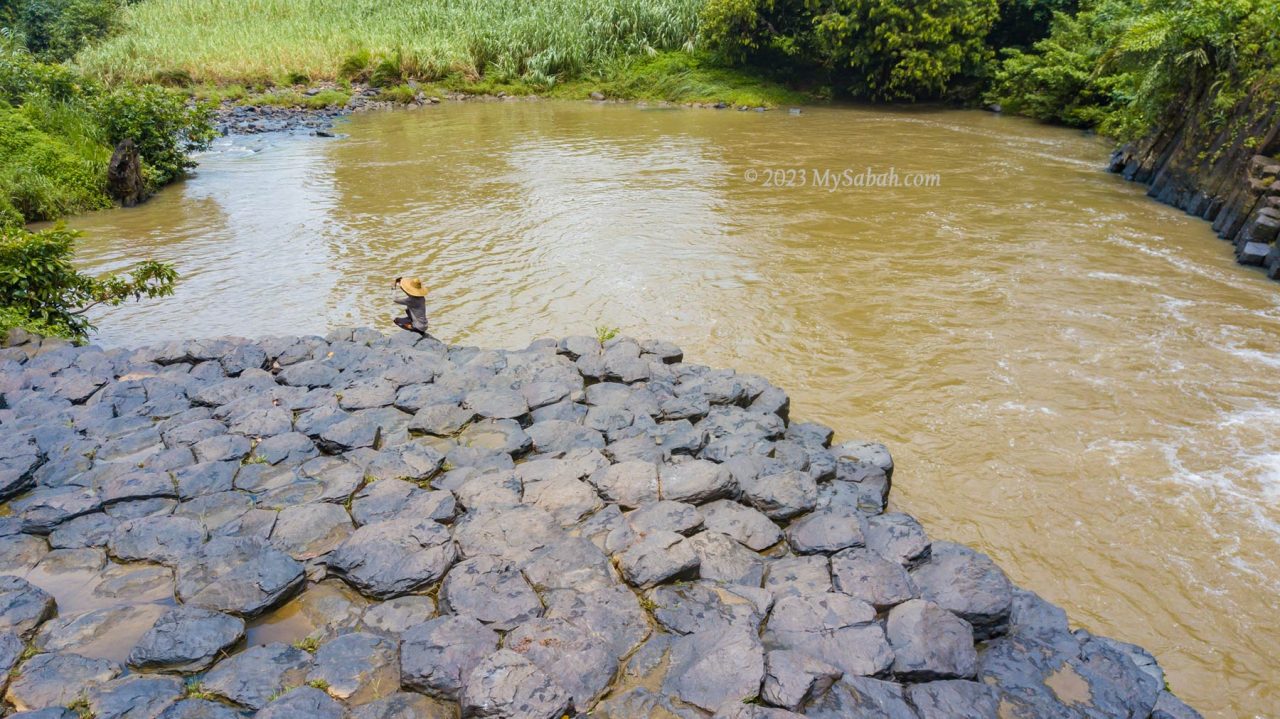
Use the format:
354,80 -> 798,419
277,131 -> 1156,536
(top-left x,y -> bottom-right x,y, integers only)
13,0 -> 122,61
92,83 -> 215,186
989,0 -> 1280,138
701,0 -> 999,101
0,105 -> 111,227
0,225 -> 178,338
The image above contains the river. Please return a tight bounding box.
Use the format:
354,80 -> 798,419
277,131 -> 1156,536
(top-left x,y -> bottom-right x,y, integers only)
66,101 -> 1280,717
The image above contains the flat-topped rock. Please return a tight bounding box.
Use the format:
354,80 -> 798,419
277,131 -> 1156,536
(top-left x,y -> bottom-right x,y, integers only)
0,330 -> 1202,719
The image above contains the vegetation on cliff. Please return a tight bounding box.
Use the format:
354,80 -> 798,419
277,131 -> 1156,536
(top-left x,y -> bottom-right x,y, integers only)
987,0 -> 1280,141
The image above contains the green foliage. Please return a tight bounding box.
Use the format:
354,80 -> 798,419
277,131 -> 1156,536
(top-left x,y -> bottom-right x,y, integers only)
76,0 -> 703,86
377,83 -> 417,104
0,225 -> 178,339
0,43 -> 214,223
92,83 -> 215,186
568,51 -> 806,107
12,0 -> 122,61
253,87 -> 351,109
0,104 -> 111,227
595,325 -> 619,343
989,0 -> 1280,138
988,0 -> 1078,50
701,0 -> 999,101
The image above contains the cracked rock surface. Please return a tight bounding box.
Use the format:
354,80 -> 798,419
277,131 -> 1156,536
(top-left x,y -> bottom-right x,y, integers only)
0,328 -> 1199,718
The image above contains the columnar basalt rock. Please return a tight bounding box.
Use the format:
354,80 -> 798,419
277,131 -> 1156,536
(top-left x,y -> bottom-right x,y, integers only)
0,329 -> 1201,718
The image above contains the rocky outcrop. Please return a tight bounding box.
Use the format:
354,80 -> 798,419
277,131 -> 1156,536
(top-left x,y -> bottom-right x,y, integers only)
0,328 -> 1201,717
1108,85 -> 1280,280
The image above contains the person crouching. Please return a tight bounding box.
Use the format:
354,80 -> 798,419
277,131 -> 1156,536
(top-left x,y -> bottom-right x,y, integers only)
393,277 -> 429,336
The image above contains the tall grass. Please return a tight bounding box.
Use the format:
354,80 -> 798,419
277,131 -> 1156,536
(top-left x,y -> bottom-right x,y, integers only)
77,0 -> 704,85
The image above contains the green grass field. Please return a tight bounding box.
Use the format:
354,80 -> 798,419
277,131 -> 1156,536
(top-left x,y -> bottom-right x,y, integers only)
78,0 -> 705,86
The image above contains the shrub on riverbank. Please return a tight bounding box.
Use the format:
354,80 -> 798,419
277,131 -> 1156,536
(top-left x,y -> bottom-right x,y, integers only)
0,225 -> 178,339
0,42 -> 214,226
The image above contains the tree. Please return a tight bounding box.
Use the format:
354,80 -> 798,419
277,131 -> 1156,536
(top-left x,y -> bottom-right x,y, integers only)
701,0 -> 1000,101
0,225 -> 177,339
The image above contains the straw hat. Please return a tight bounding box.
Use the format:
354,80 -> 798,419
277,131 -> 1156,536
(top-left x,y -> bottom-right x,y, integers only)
399,278 -> 428,297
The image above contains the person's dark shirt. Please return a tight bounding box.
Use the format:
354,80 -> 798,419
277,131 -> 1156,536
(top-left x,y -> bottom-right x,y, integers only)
394,295 -> 428,332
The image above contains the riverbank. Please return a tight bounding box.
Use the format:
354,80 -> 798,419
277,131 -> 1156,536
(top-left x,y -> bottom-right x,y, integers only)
0,327 -> 1200,717
1108,87 -> 1280,282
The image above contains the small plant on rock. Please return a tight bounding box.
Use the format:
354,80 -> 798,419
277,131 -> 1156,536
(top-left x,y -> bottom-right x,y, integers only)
595,325 -> 619,343
292,635 -> 321,653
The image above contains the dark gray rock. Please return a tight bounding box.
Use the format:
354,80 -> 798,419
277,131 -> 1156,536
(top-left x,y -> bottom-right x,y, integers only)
0,576 -> 55,639
594,687 -> 703,719
453,505 -> 564,563
526,420 -> 604,455
886,599 -> 977,680
441,555 -> 542,630
174,462 -> 238,499
254,686 -> 345,719
785,507 -> 866,554
339,379 -> 397,411
910,541 -> 1012,640
660,460 -> 736,504
278,361 -> 339,388
701,499 -> 782,550
202,642 -> 312,710
0,630 -> 21,691
742,470 -> 817,519
831,547 -> 917,610
193,434 -> 251,463
761,649 -> 842,712
905,680 -> 999,719
269,502 -> 352,560
175,537 -> 305,616
762,592 -> 893,678
401,615 -> 500,699
408,403 -> 475,436
360,595 -> 436,636
317,414 -> 381,452
86,674 -> 184,719
128,605 -> 245,673
833,441 -> 894,479
461,649 -> 572,719
33,603 -> 168,657
6,652 -> 121,711
662,626 -> 765,711
618,530 -> 699,588
688,531 -> 765,586
307,631 -> 399,704
805,676 -> 917,719
464,388 -> 529,420
627,500 -> 704,536
327,517 -> 456,598
351,478 -> 455,525
764,555 -> 832,597
348,692 -> 455,719
505,617 -> 616,709
865,513 -> 931,568
158,699 -> 245,719
521,536 -> 618,593
542,584 -> 650,661
647,580 -> 770,635
523,476 -> 603,526
713,704 -> 805,719
227,408 -> 292,438
587,460 -> 659,508
1152,691 -> 1204,719
253,432 -> 319,465
108,515 -> 206,565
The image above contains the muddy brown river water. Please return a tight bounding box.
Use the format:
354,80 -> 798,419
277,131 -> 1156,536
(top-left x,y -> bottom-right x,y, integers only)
62,101 -> 1280,717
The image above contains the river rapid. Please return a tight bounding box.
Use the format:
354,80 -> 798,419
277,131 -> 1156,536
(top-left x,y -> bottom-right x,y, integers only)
66,101 -> 1280,717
